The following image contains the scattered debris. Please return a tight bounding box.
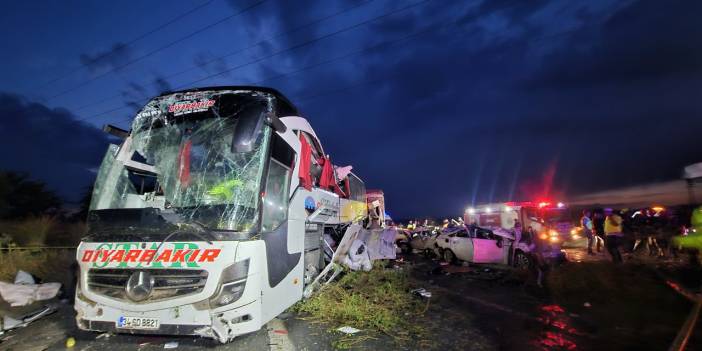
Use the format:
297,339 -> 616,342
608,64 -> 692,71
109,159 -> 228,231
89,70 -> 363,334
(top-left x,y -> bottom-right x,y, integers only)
337,326 -> 361,334
0,305 -> 56,333
95,332 -> 112,340
164,341 -> 179,349
65,336 -> 76,348
411,288 -> 432,299
0,270 -> 61,307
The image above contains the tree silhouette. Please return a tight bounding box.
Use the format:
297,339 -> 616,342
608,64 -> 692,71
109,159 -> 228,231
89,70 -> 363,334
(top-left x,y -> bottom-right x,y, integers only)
0,171 -> 62,219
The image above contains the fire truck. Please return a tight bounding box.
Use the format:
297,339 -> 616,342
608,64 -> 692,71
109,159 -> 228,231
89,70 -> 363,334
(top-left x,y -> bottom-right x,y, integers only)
75,86 -> 370,342
463,201 -> 571,267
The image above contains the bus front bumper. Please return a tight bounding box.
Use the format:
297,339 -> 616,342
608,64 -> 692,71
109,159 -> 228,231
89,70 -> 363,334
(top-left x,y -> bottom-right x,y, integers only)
75,296 -> 263,343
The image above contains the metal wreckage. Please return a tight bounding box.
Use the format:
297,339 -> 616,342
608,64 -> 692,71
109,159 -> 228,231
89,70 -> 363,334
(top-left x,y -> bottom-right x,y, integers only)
74,86 -> 397,343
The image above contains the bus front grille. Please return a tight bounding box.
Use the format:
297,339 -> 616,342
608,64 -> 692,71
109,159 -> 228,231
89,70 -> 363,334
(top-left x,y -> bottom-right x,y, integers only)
87,268 -> 208,302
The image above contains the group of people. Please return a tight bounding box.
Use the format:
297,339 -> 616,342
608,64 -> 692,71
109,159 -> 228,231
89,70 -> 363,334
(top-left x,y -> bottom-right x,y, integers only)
580,208 -> 625,263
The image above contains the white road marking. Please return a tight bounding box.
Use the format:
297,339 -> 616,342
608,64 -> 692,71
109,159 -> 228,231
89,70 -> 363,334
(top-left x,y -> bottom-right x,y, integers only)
266,318 -> 295,351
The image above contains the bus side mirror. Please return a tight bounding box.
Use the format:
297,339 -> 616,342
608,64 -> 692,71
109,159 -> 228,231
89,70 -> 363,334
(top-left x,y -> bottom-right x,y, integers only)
231,107 -> 265,153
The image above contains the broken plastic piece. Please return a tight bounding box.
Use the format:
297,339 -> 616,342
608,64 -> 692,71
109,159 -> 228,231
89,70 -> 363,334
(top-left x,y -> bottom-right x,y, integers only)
337,326 -> 361,334
411,288 -> 432,299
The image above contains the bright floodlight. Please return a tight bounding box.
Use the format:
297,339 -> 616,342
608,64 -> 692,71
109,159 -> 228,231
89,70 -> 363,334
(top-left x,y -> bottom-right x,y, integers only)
557,202 -> 565,208
504,206 -> 512,212
467,207 -> 475,214
485,207 -> 492,213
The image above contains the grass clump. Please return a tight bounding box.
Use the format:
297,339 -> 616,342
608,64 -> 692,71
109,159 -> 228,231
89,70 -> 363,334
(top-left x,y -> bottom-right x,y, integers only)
0,215 -> 57,246
293,263 -> 425,348
0,249 -> 76,287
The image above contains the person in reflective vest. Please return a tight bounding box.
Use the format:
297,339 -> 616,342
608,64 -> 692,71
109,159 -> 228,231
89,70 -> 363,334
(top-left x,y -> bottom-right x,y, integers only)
604,208 -> 624,263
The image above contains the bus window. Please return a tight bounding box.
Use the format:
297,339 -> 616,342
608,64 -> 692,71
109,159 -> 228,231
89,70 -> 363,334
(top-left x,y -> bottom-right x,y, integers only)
262,134 -> 295,232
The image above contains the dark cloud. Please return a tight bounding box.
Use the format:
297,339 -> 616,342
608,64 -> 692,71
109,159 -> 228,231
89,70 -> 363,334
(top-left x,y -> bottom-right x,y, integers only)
193,52 -> 231,78
265,0 -> 702,217
78,42 -> 133,73
121,74 -> 172,113
527,0 -> 702,88
0,93 -> 111,202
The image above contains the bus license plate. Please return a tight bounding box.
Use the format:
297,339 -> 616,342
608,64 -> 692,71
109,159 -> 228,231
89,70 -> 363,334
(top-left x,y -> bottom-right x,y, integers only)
117,316 -> 160,330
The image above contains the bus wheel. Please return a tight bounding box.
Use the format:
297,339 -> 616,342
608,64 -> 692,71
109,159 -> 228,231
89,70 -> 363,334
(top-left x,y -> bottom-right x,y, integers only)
443,249 -> 457,264
514,251 -> 531,270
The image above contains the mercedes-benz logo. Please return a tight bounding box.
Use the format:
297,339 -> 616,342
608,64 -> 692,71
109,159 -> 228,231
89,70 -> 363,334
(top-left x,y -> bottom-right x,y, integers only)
125,271 -> 154,302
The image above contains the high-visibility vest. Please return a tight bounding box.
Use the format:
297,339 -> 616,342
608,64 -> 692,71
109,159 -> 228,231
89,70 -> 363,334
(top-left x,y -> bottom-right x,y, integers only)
604,215 -> 623,235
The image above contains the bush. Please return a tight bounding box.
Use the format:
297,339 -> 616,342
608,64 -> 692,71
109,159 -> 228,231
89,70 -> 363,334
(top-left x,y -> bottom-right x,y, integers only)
2,215 -> 57,246
0,249 -> 76,288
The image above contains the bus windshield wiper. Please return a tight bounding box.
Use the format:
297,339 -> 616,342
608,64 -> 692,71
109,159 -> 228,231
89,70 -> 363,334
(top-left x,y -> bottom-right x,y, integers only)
148,222 -> 215,264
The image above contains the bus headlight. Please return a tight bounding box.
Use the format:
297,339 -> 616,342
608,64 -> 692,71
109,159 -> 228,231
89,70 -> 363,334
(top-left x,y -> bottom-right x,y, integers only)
210,259 -> 249,308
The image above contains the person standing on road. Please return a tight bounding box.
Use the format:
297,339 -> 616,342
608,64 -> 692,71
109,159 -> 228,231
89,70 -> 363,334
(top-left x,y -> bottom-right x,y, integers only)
593,211 -> 605,253
581,210 -> 595,255
604,208 -> 624,263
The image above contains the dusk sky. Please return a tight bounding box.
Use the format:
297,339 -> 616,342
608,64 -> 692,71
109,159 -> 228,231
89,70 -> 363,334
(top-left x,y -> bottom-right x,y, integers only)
1,0 -> 700,218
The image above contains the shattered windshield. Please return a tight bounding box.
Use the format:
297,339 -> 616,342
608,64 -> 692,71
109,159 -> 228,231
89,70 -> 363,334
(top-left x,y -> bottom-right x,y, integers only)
88,90 -> 273,238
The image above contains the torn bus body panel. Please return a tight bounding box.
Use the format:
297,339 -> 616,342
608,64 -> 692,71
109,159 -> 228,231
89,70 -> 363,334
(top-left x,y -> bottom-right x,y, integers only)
75,86 -> 381,343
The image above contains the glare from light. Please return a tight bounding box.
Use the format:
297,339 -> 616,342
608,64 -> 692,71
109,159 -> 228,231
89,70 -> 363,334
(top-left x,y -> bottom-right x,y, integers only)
539,233 -> 548,240
467,207 -> 475,214
572,234 -> 580,240
549,229 -> 559,237
557,202 -> 565,208
485,207 -> 492,214
570,228 -> 577,235
652,206 -> 665,212
549,236 -> 560,243
504,206 -> 512,212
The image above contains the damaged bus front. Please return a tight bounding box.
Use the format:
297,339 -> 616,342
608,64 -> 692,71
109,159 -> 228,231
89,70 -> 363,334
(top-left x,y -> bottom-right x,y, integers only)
75,87 -> 367,342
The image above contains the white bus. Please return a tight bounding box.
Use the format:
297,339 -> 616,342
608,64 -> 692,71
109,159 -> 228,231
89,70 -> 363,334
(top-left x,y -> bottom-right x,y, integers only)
75,86 -> 368,342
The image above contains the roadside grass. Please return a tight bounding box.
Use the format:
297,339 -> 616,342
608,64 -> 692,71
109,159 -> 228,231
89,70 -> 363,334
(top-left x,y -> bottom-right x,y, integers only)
547,262 -> 693,350
0,249 -> 76,289
292,264 -> 426,349
0,216 -> 85,247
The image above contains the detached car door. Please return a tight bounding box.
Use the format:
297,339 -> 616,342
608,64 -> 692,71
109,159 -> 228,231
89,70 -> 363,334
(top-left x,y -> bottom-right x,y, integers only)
471,227 -> 504,263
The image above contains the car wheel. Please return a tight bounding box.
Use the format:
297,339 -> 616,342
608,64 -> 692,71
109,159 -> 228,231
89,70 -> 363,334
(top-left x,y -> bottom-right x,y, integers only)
423,248 -> 434,258
514,251 -> 531,270
443,249 -> 457,264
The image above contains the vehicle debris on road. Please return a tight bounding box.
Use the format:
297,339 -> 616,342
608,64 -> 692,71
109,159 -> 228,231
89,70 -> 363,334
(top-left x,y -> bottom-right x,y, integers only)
411,288 -> 432,299
337,326 -> 361,334
0,270 -> 61,307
